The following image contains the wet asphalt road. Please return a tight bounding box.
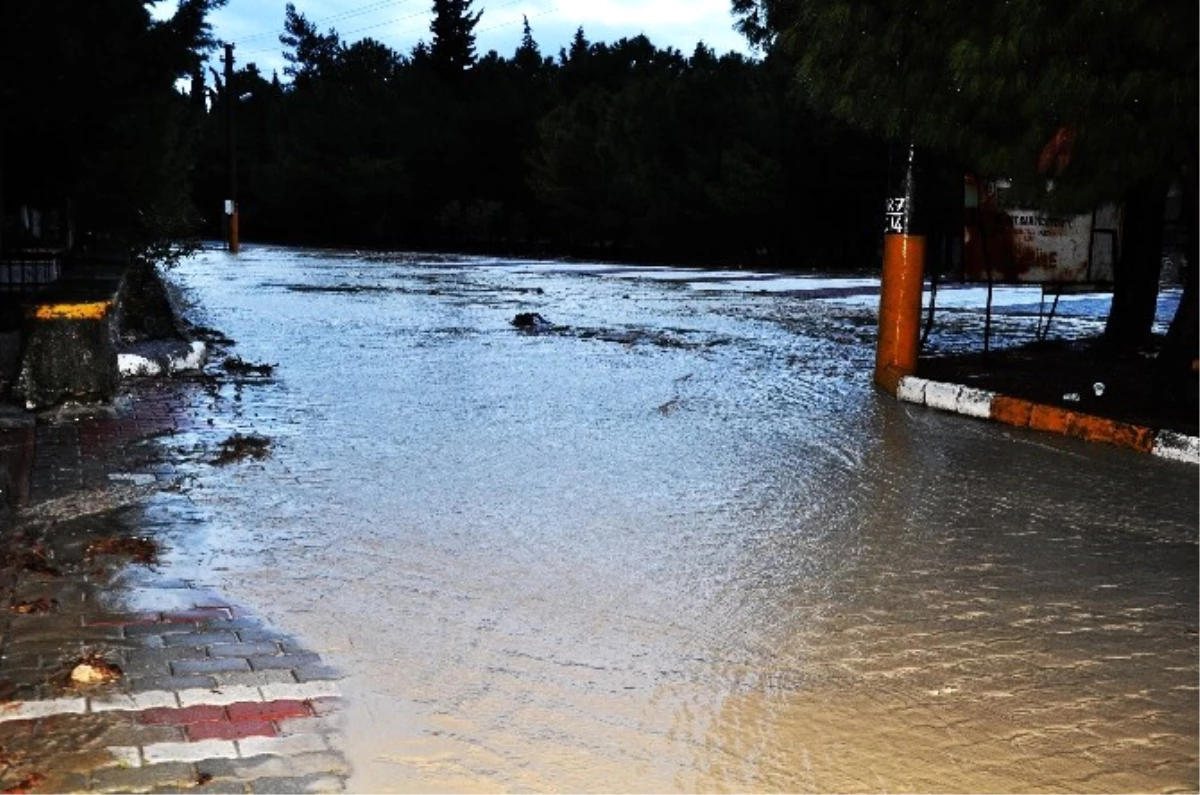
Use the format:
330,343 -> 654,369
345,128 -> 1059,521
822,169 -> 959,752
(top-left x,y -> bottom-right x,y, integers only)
154,246 -> 1196,792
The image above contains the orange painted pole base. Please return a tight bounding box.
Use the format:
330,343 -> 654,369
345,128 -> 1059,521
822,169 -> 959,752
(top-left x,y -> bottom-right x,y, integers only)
875,233 -> 926,392
229,210 -> 240,254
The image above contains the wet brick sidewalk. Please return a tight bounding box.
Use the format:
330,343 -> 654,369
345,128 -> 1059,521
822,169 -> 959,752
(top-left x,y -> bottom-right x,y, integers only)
0,378 -> 349,793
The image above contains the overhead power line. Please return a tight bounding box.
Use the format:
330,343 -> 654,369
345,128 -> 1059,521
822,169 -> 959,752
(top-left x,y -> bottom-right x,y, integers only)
234,0 -> 419,44
240,2 -> 557,59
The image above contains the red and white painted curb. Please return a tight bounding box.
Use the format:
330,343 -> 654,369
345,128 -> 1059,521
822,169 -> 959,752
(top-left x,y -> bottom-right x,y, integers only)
896,375 -> 1200,465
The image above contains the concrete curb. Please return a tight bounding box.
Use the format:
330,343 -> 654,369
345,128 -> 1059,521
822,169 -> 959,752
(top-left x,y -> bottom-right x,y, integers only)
895,376 -> 1200,465
118,340 -> 208,377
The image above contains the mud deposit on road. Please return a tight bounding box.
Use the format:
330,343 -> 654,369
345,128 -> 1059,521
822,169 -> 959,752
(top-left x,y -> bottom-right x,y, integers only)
156,247 -> 1197,793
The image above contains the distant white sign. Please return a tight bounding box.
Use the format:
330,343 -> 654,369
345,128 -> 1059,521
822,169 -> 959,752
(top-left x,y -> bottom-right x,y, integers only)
963,176 -> 1121,284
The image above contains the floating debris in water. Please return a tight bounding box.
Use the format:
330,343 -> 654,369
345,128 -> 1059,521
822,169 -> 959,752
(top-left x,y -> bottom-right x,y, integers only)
10,598 -> 57,615
511,312 -> 555,332
213,433 -> 272,465
222,356 -> 275,376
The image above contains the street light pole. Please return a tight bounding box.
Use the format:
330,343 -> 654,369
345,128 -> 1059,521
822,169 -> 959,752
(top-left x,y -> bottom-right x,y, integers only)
224,43 -> 239,254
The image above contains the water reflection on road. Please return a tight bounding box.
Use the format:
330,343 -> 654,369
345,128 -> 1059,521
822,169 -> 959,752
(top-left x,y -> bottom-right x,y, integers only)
163,246 -> 1197,792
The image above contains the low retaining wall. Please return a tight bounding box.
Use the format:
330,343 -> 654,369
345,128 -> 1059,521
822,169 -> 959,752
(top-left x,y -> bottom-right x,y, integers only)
17,264 -> 127,409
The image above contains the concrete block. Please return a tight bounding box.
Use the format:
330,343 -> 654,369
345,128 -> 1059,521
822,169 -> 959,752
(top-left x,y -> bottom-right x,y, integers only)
955,387 -> 994,419
1152,431 -> 1200,465
923,381 -> 963,413
142,739 -> 239,765
118,352 -> 163,377
238,732 -> 329,758
895,376 -> 928,405
17,264 -> 126,409
119,341 -> 208,378
90,690 -> 179,713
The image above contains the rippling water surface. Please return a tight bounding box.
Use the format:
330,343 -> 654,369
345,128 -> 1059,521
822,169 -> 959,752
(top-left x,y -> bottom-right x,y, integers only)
159,247 -> 1197,792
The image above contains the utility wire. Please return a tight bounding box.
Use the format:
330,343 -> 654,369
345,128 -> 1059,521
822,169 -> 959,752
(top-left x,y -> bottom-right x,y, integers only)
234,0 -> 419,44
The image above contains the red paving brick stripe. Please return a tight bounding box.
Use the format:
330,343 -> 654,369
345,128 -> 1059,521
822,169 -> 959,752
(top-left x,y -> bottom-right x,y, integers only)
227,700 -> 312,722
186,718 -> 277,741
137,700 -> 316,736
134,697 -> 325,745
139,704 -> 226,726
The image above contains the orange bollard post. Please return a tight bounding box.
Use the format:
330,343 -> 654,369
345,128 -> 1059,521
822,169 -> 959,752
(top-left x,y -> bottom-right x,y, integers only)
874,143 -> 925,393
875,234 -> 925,391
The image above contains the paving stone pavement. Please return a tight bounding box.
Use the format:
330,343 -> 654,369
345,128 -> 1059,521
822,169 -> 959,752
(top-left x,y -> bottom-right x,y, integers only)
0,376 -> 348,793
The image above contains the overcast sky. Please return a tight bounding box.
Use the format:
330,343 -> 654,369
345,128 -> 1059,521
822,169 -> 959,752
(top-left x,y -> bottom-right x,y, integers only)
158,0 -> 753,78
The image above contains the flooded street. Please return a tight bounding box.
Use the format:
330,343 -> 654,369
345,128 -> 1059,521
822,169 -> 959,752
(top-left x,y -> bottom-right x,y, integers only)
153,246 -> 1195,792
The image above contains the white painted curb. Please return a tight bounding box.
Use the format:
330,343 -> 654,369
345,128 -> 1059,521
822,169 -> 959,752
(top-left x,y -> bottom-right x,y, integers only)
923,380 -> 963,412
956,386 -> 994,419
895,375 -> 1199,466
118,352 -> 164,377
895,375 -> 927,404
896,375 -> 996,417
1152,430 -> 1200,465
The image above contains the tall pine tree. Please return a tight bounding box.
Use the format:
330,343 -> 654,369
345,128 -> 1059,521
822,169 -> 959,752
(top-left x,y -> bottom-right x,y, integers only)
429,0 -> 482,76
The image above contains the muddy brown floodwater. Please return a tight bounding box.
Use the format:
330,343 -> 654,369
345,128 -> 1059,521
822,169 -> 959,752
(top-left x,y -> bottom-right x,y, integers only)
152,247 -> 1196,793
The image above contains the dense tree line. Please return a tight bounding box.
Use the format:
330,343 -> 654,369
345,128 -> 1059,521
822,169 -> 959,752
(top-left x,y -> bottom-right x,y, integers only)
1,0 -> 1193,375
189,2 -> 888,268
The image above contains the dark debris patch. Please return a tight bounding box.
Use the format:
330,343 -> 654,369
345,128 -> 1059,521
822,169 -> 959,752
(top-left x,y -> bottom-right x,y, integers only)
284,283 -> 393,294
511,312 -> 558,333
1,546 -> 61,579
84,537 -> 159,565
0,771 -> 45,795
9,598 -> 57,615
222,357 -> 275,377
213,434 -> 272,465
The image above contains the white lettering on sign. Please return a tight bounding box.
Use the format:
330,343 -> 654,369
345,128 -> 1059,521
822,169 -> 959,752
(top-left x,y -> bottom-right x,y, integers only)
884,196 -> 908,233
1010,214 -> 1070,229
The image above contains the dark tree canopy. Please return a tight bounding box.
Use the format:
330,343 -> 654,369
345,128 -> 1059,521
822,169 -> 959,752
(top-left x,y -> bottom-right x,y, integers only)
281,2 -> 341,84
733,0 -> 1198,212
1,0 -> 225,257
429,0 -> 483,75
187,13 -> 890,268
